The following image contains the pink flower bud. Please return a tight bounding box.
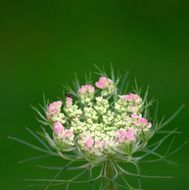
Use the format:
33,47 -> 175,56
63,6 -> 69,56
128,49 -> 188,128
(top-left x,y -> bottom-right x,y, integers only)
88,84 -> 95,93
64,129 -> 73,138
95,76 -> 112,89
125,128 -> 136,141
131,113 -> 140,119
129,106 -> 138,113
53,121 -> 64,135
66,96 -> 73,107
78,85 -> 87,94
78,84 -> 95,95
95,140 -> 104,149
117,128 -> 136,143
122,93 -> 140,101
117,129 -> 127,143
84,136 -> 94,149
138,117 -> 148,125
47,101 -> 62,118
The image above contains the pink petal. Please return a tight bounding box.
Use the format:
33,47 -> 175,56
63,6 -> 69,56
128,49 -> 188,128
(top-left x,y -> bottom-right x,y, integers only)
85,136 -> 94,148
131,114 -> 140,119
95,140 -> 104,149
122,93 -> 140,101
66,96 -> 73,107
117,129 -> 127,143
88,84 -> 95,93
53,122 -> 64,134
117,128 -> 136,142
125,128 -> 136,141
95,76 -> 109,89
47,101 -> 62,115
64,129 -> 73,138
138,118 -> 148,125
78,84 -> 95,94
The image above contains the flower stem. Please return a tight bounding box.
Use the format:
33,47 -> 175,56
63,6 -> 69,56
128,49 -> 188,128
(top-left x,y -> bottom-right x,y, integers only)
106,160 -> 115,190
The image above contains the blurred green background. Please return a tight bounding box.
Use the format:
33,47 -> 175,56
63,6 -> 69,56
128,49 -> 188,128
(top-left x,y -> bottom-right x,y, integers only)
0,0 -> 189,189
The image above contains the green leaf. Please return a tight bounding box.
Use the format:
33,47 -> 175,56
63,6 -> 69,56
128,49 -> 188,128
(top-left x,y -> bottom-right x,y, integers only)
160,105 -> 185,128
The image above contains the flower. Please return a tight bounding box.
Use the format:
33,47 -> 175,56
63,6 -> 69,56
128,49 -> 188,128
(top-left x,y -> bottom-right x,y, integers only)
131,113 -> 140,119
117,128 -> 136,143
66,96 -> 73,108
46,101 -> 62,119
54,122 -> 74,146
53,121 -> 64,135
122,93 -> 141,102
15,68 -> 182,190
125,127 -> 136,141
78,84 -> 95,95
78,84 -> 95,103
84,136 -> 94,149
44,75 -> 153,159
95,76 -> 116,96
96,76 -> 112,89
115,94 -> 143,114
138,117 -> 148,125
63,129 -> 74,138
47,101 -> 62,114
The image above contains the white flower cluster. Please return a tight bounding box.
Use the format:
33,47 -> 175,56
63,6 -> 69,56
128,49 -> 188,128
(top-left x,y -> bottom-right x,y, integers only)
46,76 -> 152,160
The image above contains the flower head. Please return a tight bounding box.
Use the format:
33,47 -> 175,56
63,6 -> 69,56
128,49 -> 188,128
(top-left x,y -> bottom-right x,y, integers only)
16,68 -> 182,190
42,73 -> 156,161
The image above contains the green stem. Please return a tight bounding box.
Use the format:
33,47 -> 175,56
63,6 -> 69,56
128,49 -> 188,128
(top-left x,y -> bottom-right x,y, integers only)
106,160 -> 115,190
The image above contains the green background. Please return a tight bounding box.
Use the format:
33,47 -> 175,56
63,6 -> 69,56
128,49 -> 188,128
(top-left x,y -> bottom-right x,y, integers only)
0,0 -> 189,189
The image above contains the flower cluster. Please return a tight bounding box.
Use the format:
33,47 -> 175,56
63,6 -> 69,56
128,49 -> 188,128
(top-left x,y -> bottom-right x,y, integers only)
45,76 -> 152,161
11,68 -> 183,190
